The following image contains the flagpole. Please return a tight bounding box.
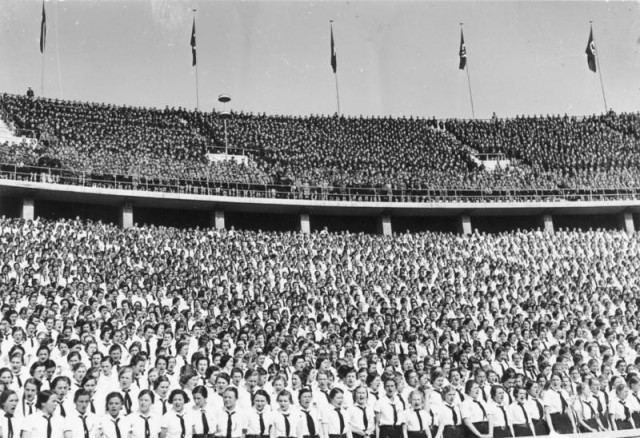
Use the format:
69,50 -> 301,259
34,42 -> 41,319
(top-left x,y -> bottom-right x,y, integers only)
591,21 -> 608,113
331,20 -> 341,116
194,9 -> 200,111
461,23 -> 475,119
41,53 -> 45,97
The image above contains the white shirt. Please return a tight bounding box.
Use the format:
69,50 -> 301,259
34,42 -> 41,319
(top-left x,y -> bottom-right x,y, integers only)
127,412 -> 162,438
99,414 -> 130,438
373,396 -> 404,426
212,408 -> 244,438
347,403 -> 374,435
321,406 -> 350,436
400,408 -> 432,432
160,409 -> 193,438
244,408 -> 274,436
21,412 -> 65,438
62,410 -> 100,438
271,409 -> 302,438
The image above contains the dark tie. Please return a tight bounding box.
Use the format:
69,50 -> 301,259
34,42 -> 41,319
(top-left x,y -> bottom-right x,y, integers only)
474,400 -> 487,419
59,402 -> 66,417
141,416 -> 150,438
161,398 -> 167,415
336,408 -> 344,434
178,414 -> 185,438
584,401 -> 595,419
558,392 -> 568,414
481,389 -> 487,402
304,410 -> 316,436
322,391 -> 331,402
202,410 -> 209,435
622,401 -> 630,421
28,402 -> 33,415
415,410 -> 423,431
227,412 -> 234,438
5,413 -> 13,438
146,340 -> 151,356
259,412 -> 265,435
45,415 -> 52,438
16,376 -> 21,387
359,406 -> 368,430
113,418 -> 121,438
499,406 -> 508,426
536,400 -> 544,419
124,390 -> 132,414
90,400 -> 95,414
392,403 -> 398,426
594,396 -> 604,414
448,405 -> 458,425
80,415 -> 89,438
283,413 -> 290,437
519,403 -> 529,423
29,337 -> 34,348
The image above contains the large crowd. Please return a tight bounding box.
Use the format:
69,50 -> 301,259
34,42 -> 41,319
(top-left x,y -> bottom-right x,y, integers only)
0,216 -> 635,437
2,93 -> 640,200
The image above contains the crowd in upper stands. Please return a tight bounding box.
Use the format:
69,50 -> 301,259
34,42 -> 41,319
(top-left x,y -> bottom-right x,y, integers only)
0,216 -> 638,437
1,92 -> 640,199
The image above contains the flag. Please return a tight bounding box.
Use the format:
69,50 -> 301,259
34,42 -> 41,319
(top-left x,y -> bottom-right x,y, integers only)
190,17 -> 196,66
39,0 -> 46,54
330,23 -> 337,73
458,29 -> 466,70
585,27 -> 596,73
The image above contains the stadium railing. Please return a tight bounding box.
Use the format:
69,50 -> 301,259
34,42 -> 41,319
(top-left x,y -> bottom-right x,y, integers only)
1,162 -> 639,203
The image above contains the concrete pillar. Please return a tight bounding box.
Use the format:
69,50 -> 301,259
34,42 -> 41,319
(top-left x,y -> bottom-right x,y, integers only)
539,213 -> 554,234
21,198 -> 34,221
120,202 -> 133,229
211,210 -> 225,230
300,214 -> 310,234
457,214 -> 472,235
377,215 -> 392,236
618,211 -> 635,234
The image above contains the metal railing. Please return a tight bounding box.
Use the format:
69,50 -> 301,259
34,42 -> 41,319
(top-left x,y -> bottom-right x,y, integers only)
1,162 -> 640,204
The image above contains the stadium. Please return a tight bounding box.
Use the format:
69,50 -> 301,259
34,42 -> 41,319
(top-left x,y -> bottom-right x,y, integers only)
0,1 -> 640,438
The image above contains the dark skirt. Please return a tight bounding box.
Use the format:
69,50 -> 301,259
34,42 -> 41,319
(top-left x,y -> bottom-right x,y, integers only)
550,413 -> 573,434
578,417 -> 599,433
633,412 -> 640,427
379,426 -> 403,438
407,432 -> 428,438
464,421 -> 488,438
531,418 -> 549,436
512,423 -> 533,437
599,413 -> 610,429
442,425 -> 464,438
616,419 -> 634,430
492,426 -> 513,438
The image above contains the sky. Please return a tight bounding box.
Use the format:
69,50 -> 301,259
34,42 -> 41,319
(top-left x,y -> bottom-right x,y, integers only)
1,0 -> 639,119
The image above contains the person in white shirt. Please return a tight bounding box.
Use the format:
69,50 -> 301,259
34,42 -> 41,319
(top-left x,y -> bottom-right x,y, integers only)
321,388 -> 351,438
128,389 -> 161,438
152,376 -> 171,418
20,390 -> 64,438
0,389 -> 21,438
160,389 -> 194,438
243,389 -> 273,438
401,389 -> 433,438
572,383 -> 604,433
434,386 -> 463,438
272,389 -> 301,438
459,380 -> 490,438
212,387 -> 244,438
347,386 -> 374,438
98,392 -> 129,438
188,386 -> 214,438
297,388 -> 321,438
508,387 -> 535,437
62,389 -> 100,438
486,386 -> 512,438
17,378 -> 39,419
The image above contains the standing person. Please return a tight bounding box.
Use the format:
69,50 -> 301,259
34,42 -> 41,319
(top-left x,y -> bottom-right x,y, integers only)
524,381 -> 548,436
460,381 -> 491,438
508,387 -> 535,437
20,390 -> 64,438
572,383 -> 603,433
487,386 -> 513,438
213,388 -> 244,438
298,388 -> 321,438
160,389 -> 194,438
401,390 -> 432,438
129,389 -> 161,438
62,389 -> 100,438
348,386 -> 374,438
152,376 -> 171,418
271,390 -> 299,438
434,387 -> 463,438
99,392 -> 129,438
244,390 -> 272,438
18,378 -> 39,419
610,384 -> 635,431
589,377 -> 609,431
542,374 -> 575,434
189,386 -> 214,438
374,378 -> 403,438
0,390 -> 20,438
321,388 -> 352,438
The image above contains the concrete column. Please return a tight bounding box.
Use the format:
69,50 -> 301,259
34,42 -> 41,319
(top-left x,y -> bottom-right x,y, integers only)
210,210 -> 225,230
618,211 -> 635,234
300,214 -> 310,234
120,202 -> 133,229
377,215 -> 392,236
539,213 -> 554,234
21,198 -> 34,221
457,214 -> 472,235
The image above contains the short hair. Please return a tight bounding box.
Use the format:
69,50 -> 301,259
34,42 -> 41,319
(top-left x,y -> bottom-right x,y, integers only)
276,389 -> 292,403
73,388 -> 91,402
104,392 -> 124,411
51,375 -> 71,390
168,389 -> 190,404
0,390 -> 17,408
36,390 -> 57,409
252,389 -> 270,405
138,389 -> 155,403
192,386 -> 208,399
329,388 -> 344,401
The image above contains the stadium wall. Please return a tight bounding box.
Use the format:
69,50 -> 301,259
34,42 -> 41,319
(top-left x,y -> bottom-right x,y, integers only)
0,179 -> 638,234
